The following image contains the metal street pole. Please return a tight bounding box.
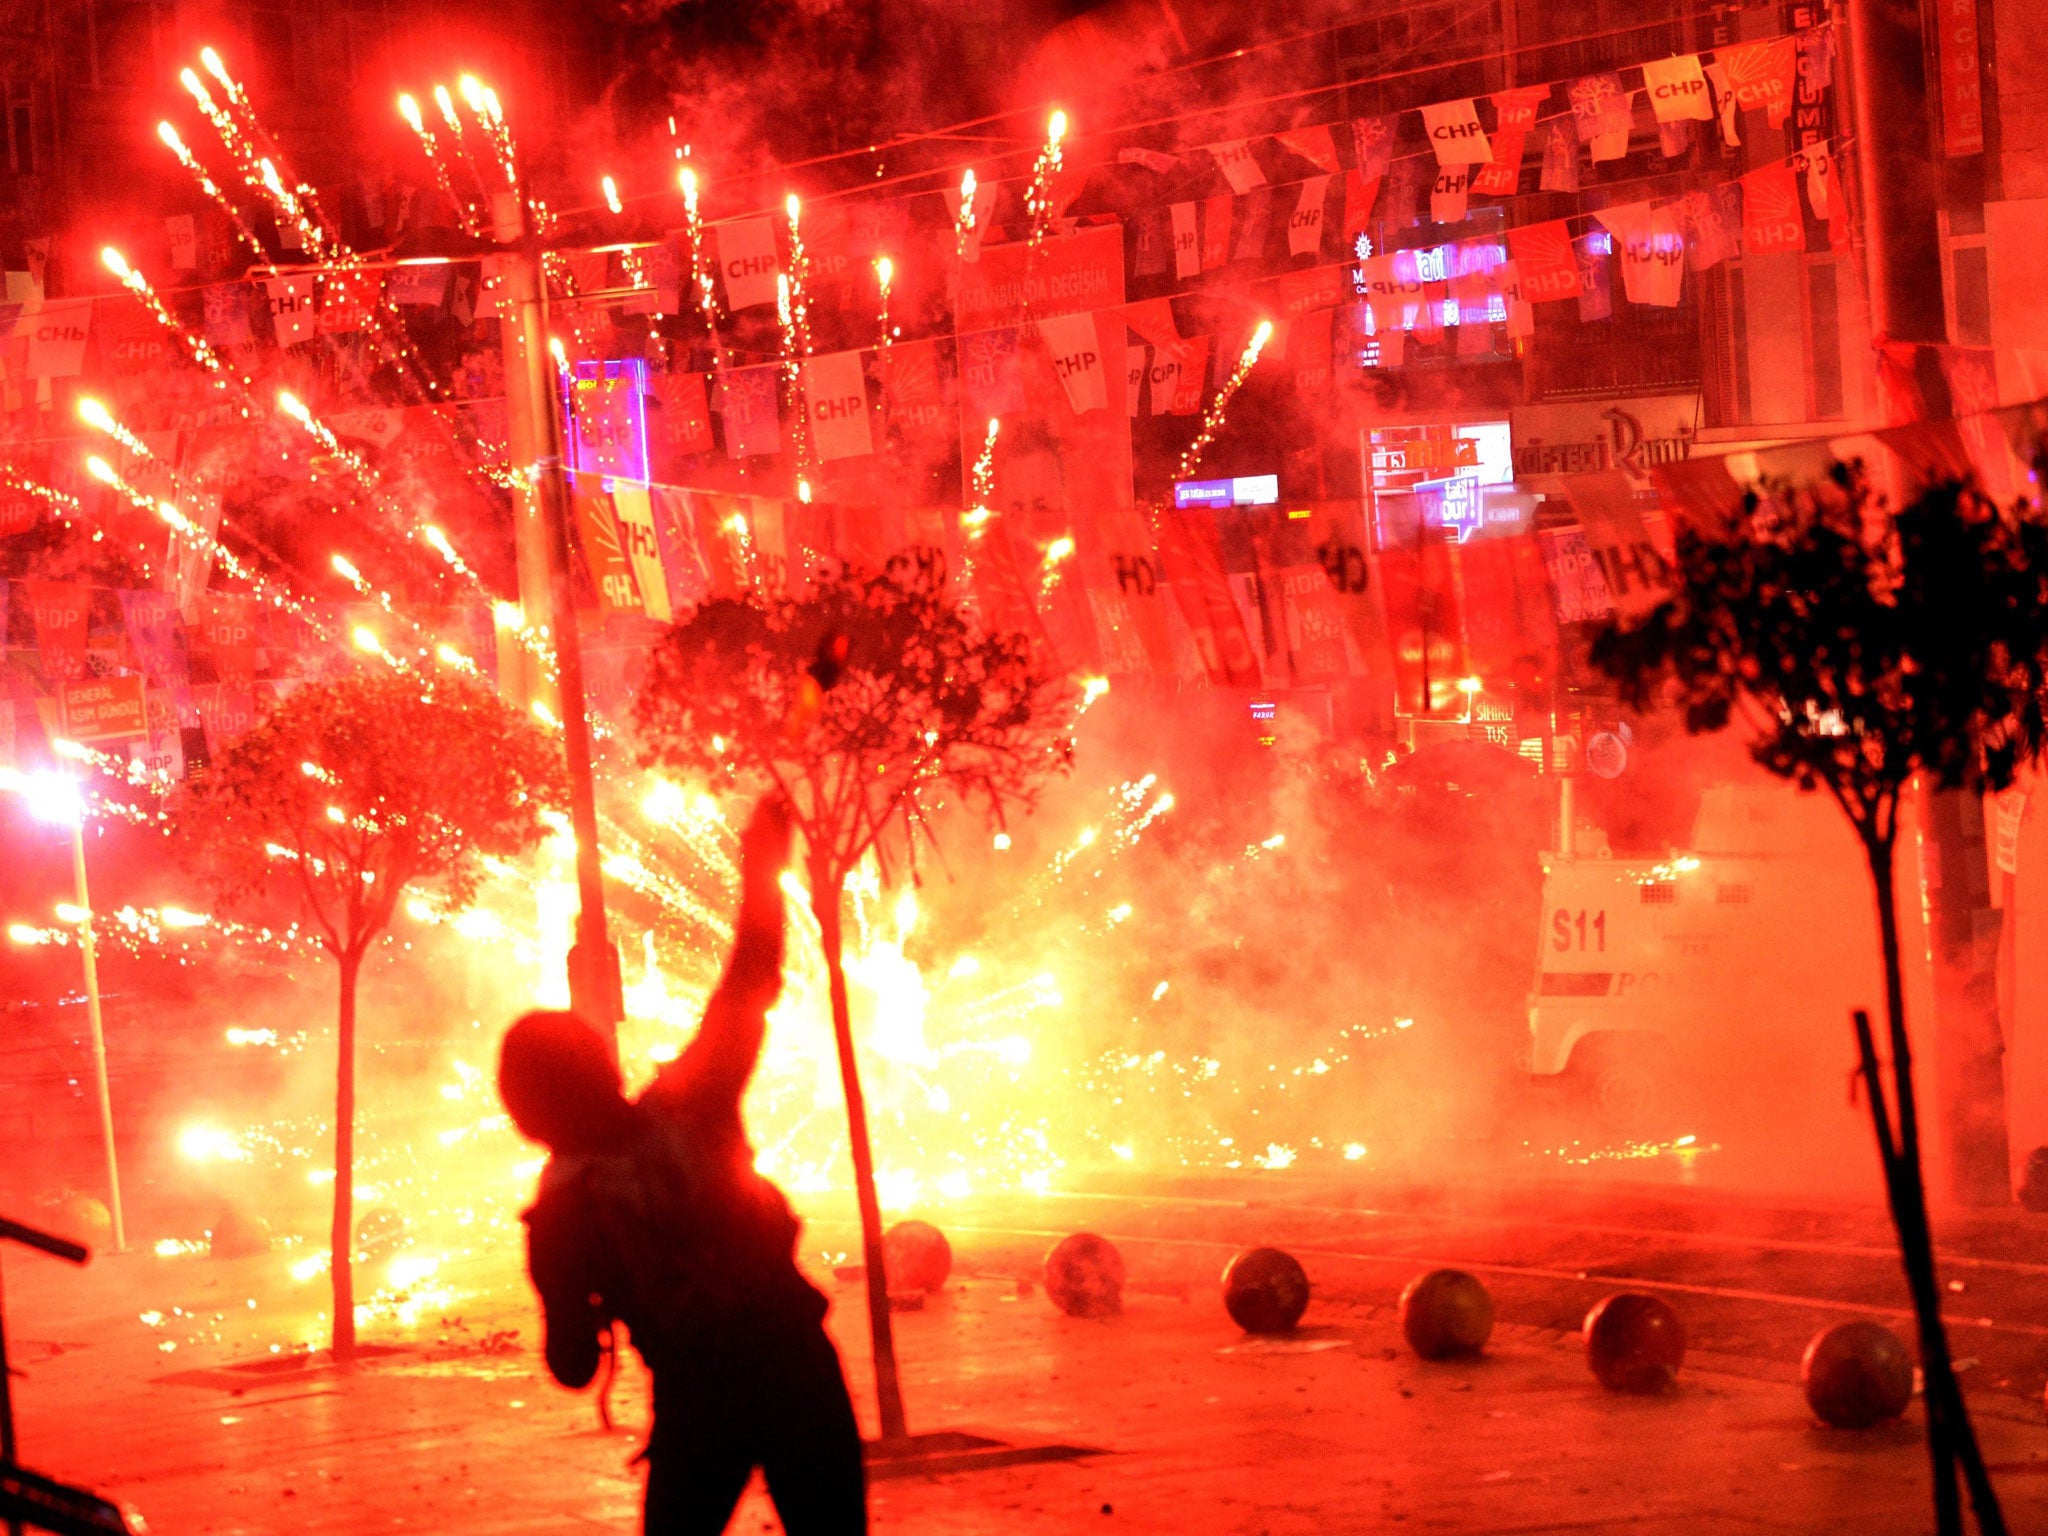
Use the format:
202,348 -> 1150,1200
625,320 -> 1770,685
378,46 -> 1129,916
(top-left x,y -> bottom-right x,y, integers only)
68,821 -> 125,1254
1844,0 -> 2011,1204
492,194 -> 625,1046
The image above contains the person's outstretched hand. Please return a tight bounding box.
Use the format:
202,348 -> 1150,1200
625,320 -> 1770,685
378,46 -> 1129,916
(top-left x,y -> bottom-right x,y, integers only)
740,795 -> 795,891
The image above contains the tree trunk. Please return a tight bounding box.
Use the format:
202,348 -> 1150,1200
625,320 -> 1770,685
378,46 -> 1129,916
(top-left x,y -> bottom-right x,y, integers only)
813,882 -> 909,1443
1865,841 -> 2004,1535
331,948 -> 360,1362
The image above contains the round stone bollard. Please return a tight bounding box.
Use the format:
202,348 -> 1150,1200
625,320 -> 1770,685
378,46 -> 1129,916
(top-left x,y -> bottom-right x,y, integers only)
1222,1246 -> 1310,1335
1399,1268 -> 1495,1360
1801,1321 -> 1914,1428
51,1192 -> 111,1250
882,1219 -> 953,1293
1044,1233 -> 1126,1318
208,1207 -> 273,1259
1583,1292 -> 1686,1393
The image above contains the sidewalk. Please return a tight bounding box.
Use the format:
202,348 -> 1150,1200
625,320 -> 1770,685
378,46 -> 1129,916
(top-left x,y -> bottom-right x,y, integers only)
8,1230 -> 2047,1535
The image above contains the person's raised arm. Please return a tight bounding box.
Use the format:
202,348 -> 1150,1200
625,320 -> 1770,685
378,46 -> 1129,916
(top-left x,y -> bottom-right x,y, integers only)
650,796 -> 794,1113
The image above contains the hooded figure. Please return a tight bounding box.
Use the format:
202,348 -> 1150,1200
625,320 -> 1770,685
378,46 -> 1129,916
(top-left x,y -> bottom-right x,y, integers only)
499,798 -> 866,1535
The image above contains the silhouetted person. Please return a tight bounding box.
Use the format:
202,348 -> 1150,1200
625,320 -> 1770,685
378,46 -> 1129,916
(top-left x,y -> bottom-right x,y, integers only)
498,799 -> 866,1534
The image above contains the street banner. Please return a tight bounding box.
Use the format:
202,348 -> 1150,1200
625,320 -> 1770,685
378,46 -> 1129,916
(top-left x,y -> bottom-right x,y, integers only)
59,675 -> 147,744
1674,186 -> 1741,270
193,683 -> 257,757
1083,503 -> 1180,677
23,579 -> 89,680
1037,311 -> 1110,413
1420,99 -> 1492,165
572,489 -> 644,615
1564,468 -> 1671,618
952,224 -> 1125,333
1538,527 -> 1617,625
1643,55 -> 1715,122
1233,189 -> 1273,260
265,277 -> 316,345
716,217 -> 781,311
1156,510 -> 1261,686
802,350 -> 875,461
387,264 -> 450,306
1540,121 -> 1581,193
647,486 -> 716,608
1276,125 -> 1339,171
1376,536 -> 1465,714
873,338 -> 953,461
166,214 -> 197,270
98,297 -> 172,377
1741,162 -> 1805,254
1201,194 -> 1232,270
1342,171 -> 1380,248
119,589 -> 188,684
610,485 -> 673,622
648,370 -> 715,469
717,365 -> 782,460
1210,140 -> 1266,192
1473,85 -> 1548,195
1288,177 -> 1330,256
1507,220 -> 1582,301
1569,73 -> 1634,145
19,299 -> 91,378
1596,203 -> 1686,307
166,493 -> 222,614
1170,202 -> 1201,278
1349,114 -> 1399,178
1719,36 -> 1798,126
317,271 -> 375,334
1430,167 -> 1470,225
1492,84 -> 1550,130
196,592 -> 259,686
1149,335 -> 1209,416
959,327 -> 1026,420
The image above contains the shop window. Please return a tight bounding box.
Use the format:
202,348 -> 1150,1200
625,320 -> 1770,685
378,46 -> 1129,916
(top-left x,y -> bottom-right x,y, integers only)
1804,259 -> 1844,421
1950,244 -> 1991,347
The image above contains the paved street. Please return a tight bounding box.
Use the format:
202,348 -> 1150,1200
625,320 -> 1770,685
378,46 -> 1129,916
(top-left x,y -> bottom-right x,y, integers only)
7,1179 -> 2048,1533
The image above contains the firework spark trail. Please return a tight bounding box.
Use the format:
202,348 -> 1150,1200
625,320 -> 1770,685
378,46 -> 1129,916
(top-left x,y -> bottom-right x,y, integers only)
1174,320 -> 1273,483
954,168 -> 979,260
459,75 -> 519,194
433,84 -> 493,226
874,257 -> 894,350
679,168 -> 726,364
155,122 -> 268,261
100,248 -> 235,382
398,93 -> 480,237
1026,111 -> 1068,253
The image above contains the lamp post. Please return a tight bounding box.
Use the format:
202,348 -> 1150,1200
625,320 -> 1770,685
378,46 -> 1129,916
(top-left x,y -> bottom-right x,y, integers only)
4,768 -> 126,1253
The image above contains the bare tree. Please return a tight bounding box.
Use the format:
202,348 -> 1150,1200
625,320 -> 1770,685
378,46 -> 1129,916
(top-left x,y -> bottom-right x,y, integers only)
177,666 -> 567,1358
634,554 -> 1074,1441
1593,470 -> 2048,1536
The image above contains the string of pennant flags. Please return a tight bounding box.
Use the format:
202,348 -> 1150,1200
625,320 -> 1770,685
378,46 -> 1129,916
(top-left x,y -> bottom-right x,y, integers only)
0,23 -> 1829,396
9,385 -> 2045,784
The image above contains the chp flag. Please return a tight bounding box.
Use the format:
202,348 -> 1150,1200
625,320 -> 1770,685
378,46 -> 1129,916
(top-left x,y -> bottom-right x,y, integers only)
1420,99 -> 1493,164
801,351 -> 874,461
716,218 -> 781,311
1037,311 -> 1111,413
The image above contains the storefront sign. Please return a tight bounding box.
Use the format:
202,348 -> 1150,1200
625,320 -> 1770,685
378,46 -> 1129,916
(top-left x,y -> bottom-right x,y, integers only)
1511,396 -> 1699,482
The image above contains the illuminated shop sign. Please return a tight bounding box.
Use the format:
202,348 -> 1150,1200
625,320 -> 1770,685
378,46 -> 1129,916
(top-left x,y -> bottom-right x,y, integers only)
1173,474 -> 1281,509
